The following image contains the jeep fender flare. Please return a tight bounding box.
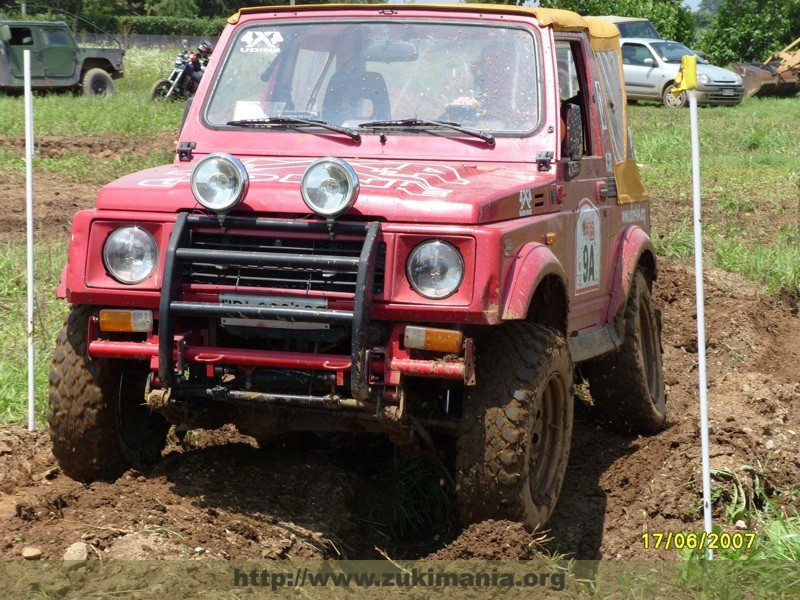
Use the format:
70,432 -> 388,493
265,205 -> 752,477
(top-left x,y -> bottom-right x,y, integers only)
500,242 -> 567,323
607,225 -> 657,325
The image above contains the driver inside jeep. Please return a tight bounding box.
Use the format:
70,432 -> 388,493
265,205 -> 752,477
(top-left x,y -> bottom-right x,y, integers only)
440,38 -> 536,127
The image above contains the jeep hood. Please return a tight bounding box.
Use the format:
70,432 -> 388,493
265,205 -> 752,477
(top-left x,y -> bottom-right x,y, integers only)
96,157 -> 554,224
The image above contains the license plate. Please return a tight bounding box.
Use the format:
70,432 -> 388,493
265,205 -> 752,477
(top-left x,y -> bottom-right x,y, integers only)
219,294 -> 330,330
721,88 -> 735,96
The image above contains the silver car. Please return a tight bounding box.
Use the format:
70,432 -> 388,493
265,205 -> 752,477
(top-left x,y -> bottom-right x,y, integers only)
621,38 -> 744,107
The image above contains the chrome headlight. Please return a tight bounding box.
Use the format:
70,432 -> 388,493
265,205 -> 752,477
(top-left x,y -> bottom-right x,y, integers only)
406,241 -> 464,299
698,73 -> 710,85
301,157 -> 359,218
191,153 -> 249,213
103,226 -> 158,284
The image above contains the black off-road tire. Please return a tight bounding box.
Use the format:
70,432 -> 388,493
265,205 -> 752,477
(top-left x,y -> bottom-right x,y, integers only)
82,68 -> 115,97
48,305 -> 169,482
456,323 -> 574,531
585,270 -> 666,434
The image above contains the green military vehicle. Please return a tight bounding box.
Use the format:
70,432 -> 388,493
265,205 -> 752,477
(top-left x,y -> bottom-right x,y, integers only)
0,20 -> 123,95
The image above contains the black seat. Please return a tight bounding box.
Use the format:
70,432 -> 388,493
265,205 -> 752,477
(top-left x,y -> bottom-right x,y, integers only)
321,70 -> 391,123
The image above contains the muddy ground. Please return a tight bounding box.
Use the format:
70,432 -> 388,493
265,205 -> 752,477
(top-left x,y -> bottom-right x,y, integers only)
0,134 -> 798,561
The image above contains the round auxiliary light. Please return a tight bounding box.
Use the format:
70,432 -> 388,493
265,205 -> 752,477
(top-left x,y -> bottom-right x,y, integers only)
406,240 -> 465,299
103,226 -> 158,284
301,157 -> 360,218
190,153 -> 249,213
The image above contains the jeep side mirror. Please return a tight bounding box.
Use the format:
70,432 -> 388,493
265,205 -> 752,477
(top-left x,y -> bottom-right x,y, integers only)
643,57 -> 654,67
0,25 -> 11,43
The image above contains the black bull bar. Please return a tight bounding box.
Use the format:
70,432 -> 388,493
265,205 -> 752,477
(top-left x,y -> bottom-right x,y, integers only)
158,213 -> 380,400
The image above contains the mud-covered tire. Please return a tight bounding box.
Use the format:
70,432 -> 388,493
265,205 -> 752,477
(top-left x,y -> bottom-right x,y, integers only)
663,83 -> 687,108
47,305 -> 169,482
150,78 -> 174,101
82,68 -> 115,97
456,323 -> 574,531
585,270 -> 666,434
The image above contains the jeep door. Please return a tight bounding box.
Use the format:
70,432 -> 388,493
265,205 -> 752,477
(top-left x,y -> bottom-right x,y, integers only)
555,38 -> 612,332
7,26 -> 45,78
41,26 -> 76,78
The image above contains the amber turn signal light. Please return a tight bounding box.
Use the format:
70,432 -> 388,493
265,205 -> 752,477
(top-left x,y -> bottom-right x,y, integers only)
99,309 -> 153,332
403,326 -> 463,353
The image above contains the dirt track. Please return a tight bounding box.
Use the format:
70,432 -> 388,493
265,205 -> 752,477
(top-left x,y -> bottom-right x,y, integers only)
1,134 -> 798,561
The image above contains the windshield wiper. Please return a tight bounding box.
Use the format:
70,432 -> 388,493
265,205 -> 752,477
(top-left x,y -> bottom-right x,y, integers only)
359,118 -> 495,146
226,117 -> 361,142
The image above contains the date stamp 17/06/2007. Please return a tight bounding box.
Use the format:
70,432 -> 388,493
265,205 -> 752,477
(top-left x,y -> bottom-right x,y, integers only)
642,531 -> 756,552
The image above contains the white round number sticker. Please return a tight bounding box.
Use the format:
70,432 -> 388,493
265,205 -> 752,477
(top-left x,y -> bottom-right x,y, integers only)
576,199 -> 601,293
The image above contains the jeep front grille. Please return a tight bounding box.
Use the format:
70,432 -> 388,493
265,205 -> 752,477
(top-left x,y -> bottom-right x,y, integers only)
182,232 -> 385,295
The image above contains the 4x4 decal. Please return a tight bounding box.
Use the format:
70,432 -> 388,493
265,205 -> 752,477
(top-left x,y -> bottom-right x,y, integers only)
239,30 -> 283,53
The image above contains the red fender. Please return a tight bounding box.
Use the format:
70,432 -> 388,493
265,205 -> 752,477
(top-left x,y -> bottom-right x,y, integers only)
500,242 -> 567,320
607,225 -> 657,323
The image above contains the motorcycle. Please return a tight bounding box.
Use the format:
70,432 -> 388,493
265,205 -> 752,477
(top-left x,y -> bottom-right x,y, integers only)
150,39 -> 211,101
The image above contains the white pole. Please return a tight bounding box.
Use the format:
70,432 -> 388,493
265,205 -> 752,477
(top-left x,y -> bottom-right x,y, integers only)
24,50 -> 36,432
689,89 -> 713,559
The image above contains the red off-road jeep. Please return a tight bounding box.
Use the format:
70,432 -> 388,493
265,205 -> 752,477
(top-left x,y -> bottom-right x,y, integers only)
49,4 -> 665,531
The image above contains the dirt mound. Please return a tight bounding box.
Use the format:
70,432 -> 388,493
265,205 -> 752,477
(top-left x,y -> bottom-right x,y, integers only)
426,520 -> 543,560
1,132 -> 798,561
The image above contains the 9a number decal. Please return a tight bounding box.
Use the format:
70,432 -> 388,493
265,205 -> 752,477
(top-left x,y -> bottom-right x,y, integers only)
576,199 -> 600,293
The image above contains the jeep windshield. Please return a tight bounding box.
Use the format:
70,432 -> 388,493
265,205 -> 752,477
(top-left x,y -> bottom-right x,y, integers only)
205,21 -> 541,135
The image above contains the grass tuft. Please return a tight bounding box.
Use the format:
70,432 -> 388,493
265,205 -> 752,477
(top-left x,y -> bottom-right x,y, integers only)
388,453 -> 458,540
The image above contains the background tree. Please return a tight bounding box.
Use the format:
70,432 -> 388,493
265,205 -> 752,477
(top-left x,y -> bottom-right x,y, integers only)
700,0 -> 800,64
150,0 -> 197,19
693,0 -> 722,30
538,0 -> 696,46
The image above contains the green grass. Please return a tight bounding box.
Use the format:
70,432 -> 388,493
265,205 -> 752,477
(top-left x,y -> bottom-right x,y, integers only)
0,92 -> 184,136
714,227 -> 800,293
630,97 -> 800,294
388,453 -> 458,540
652,219 -> 695,258
0,48 -> 184,136
0,242 -> 66,425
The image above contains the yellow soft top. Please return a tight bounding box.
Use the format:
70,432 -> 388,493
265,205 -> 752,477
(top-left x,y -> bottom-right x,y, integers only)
230,4 -> 619,38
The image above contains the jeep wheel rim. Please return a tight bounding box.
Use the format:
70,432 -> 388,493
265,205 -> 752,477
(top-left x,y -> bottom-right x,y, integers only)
528,372 -> 568,499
